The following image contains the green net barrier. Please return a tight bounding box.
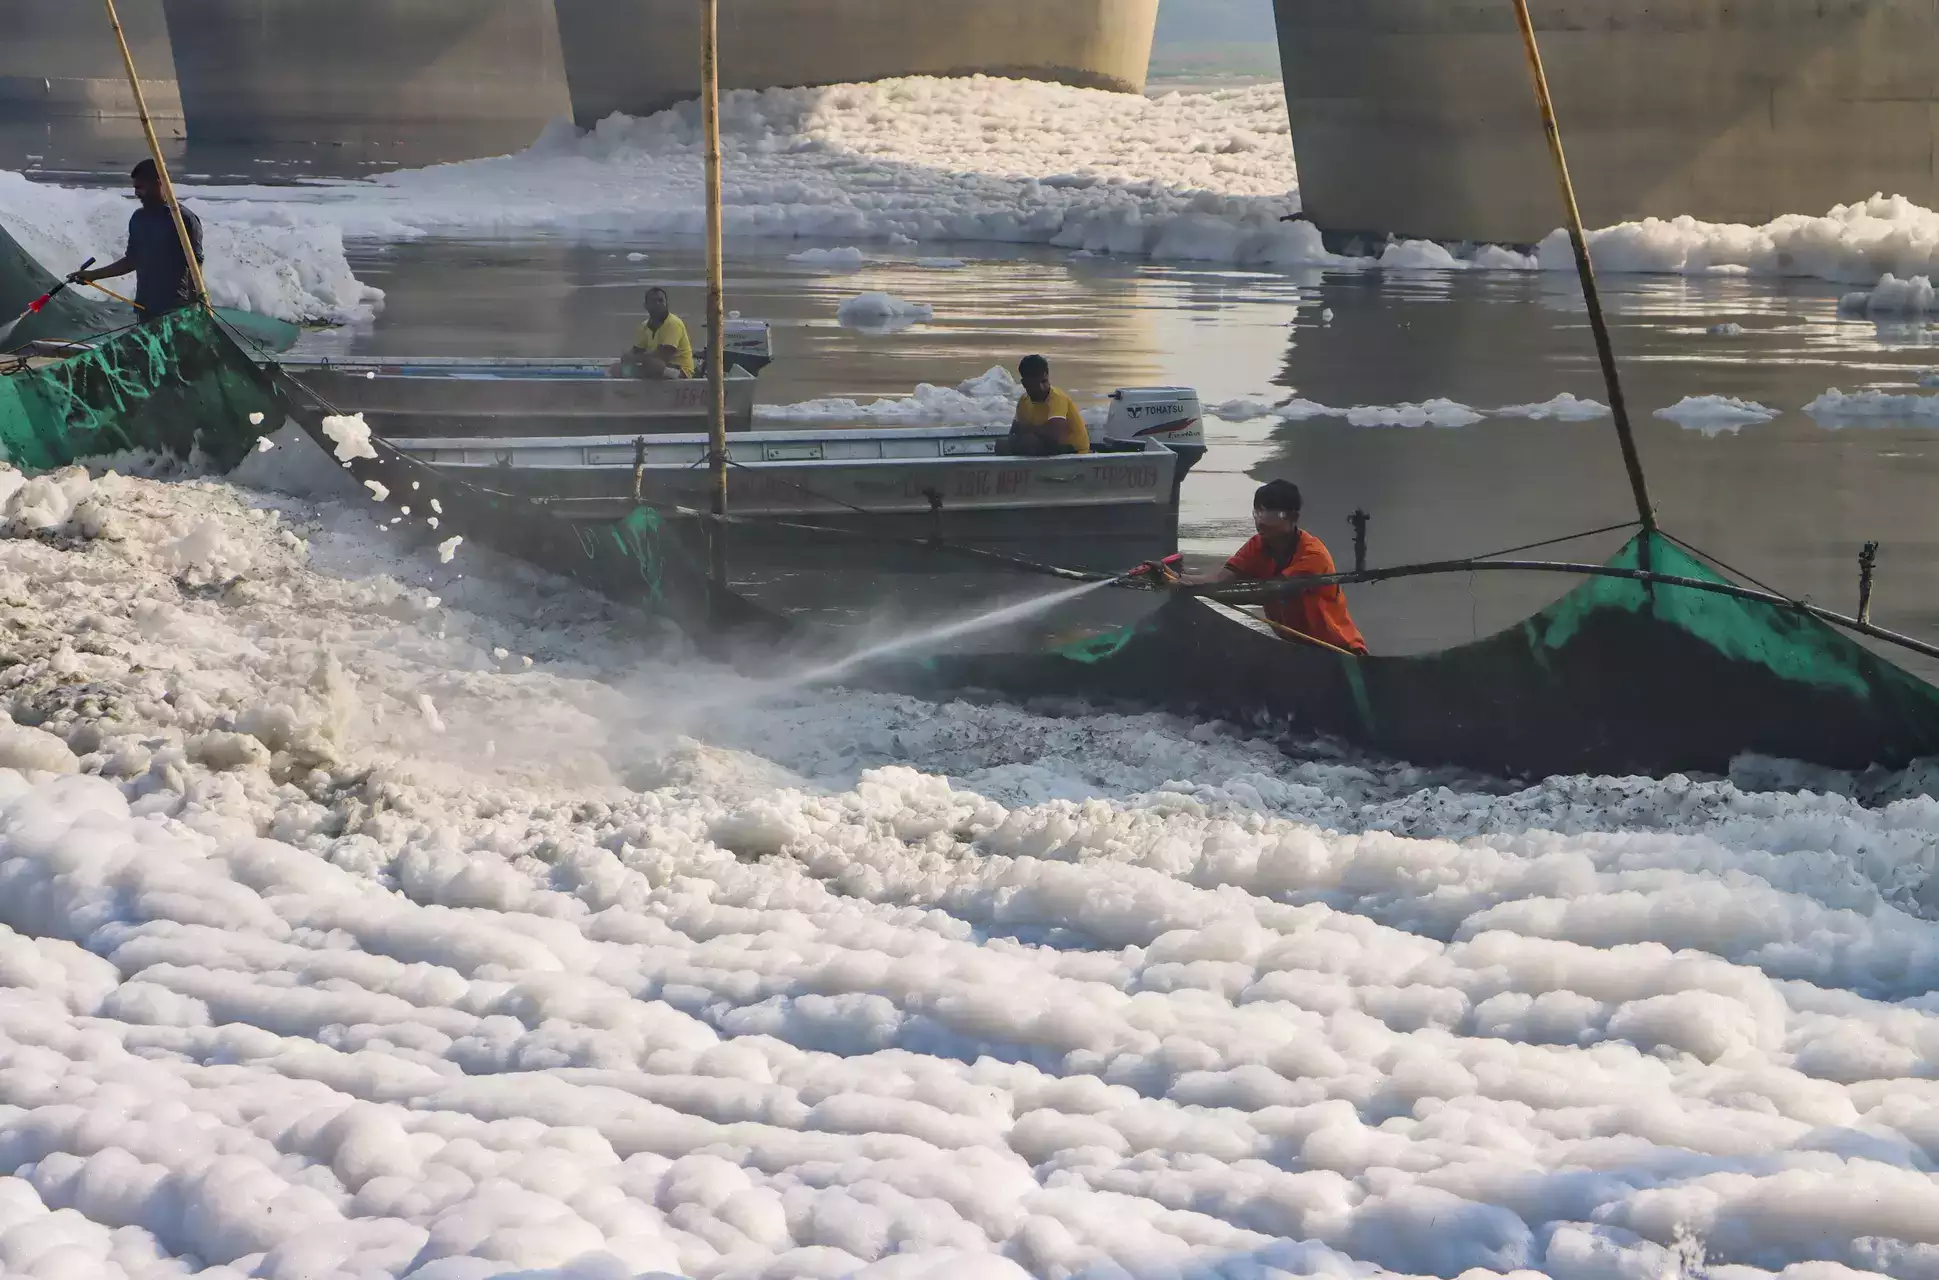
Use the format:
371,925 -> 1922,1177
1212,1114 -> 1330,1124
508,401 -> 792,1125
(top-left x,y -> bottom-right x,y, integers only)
0,308 -> 285,472
1,218 -> 299,353
1532,534 -> 1893,699
0,221 -> 115,345
254,345 -> 733,629
1,304 -> 711,625
928,529 -> 1939,776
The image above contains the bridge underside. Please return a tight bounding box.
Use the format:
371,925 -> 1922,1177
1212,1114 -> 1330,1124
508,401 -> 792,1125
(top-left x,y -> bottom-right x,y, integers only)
1277,0 -> 1939,244
159,0 -> 572,154
1,0 -> 179,120
5,1 -> 1158,164
556,0 -> 1159,128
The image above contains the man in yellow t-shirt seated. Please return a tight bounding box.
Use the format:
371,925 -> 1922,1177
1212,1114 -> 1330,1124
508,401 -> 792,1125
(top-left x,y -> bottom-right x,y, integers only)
1004,354 -> 1090,456
621,286 -> 695,379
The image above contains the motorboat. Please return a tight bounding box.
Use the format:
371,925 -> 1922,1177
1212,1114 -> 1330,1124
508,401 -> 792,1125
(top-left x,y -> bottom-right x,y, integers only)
388,386 -> 1207,570
273,319 -> 774,437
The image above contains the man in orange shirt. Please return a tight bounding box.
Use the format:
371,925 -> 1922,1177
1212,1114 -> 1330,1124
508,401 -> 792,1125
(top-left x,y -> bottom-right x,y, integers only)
1174,479 -> 1368,655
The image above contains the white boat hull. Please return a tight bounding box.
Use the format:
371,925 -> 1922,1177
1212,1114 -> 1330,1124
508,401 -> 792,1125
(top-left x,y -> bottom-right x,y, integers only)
278,357 -> 760,437
390,423 -> 1185,570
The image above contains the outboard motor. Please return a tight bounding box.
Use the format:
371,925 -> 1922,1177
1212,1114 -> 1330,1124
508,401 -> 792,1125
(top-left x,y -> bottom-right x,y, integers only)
723,319 -> 773,375
1098,386 -> 1205,480
702,318 -> 774,376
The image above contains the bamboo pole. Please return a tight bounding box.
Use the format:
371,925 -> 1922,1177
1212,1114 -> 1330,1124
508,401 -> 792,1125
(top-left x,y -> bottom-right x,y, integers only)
701,0 -> 729,591
1508,0 -> 1654,535
103,0 -> 208,312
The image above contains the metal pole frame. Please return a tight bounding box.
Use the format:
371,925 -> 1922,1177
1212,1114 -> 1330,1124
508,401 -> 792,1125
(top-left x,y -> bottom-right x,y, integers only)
103,0 -> 209,312
1509,0 -> 1655,535
1193,556 -> 1939,664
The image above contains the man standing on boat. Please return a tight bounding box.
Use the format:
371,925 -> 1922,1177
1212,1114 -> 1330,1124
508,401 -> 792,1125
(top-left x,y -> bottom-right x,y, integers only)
69,159 -> 203,324
1005,355 -> 1090,456
1171,479 -> 1369,655
622,286 -> 695,379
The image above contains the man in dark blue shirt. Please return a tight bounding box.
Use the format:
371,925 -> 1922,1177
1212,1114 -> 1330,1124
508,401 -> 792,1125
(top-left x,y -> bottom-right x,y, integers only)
70,159 -> 204,322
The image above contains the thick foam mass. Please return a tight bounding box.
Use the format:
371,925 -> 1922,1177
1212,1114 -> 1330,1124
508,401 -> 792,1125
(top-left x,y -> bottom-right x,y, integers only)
0,170 -> 381,325
0,454 -> 1931,1277
1540,194 -> 1939,286
157,78 -> 1350,270
17,83 -> 1939,292
757,365 -> 1024,426
1653,395 -> 1780,434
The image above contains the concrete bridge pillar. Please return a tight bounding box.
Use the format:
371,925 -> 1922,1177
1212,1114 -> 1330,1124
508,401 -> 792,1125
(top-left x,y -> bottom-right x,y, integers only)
555,0 -> 1159,128
1,0 -> 180,120
1276,0 -> 1939,244
160,0 -> 572,158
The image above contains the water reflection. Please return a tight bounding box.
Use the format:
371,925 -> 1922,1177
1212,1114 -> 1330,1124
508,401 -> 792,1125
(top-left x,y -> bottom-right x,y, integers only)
309,234 -> 1939,668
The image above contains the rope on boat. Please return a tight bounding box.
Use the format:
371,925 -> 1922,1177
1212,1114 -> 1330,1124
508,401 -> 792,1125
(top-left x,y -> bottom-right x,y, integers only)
532,496 -> 1114,584
1460,519 -> 1640,562
1656,528 -> 1790,601
721,454 -> 881,521
1194,556 -> 1939,665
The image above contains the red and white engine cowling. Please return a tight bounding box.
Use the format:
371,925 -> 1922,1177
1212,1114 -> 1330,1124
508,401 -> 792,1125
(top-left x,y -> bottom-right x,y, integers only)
1098,387 -> 1205,477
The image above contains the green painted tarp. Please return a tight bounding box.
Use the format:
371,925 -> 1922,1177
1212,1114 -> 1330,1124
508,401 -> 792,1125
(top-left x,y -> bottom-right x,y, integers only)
877,532 -> 1939,778
0,308 -> 282,471
0,300 -> 726,629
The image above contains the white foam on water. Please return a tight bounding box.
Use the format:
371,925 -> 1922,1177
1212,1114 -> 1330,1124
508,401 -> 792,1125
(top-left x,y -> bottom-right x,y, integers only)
14,84 -> 1939,291
838,291 -> 934,331
0,459 -> 1934,1276
1839,272 -> 1939,317
1493,392 -> 1611,420
1344,398 -> 1486,428
1212,397 -> 1605,427
1206,395 -> 1287,422
1545,195 -> 1939,286
787,245 -> 868,270
139,78 -> 1324,271
757,365 -> 1023,426
1804,388 -> 1939,424
1654,395 -> 1780,434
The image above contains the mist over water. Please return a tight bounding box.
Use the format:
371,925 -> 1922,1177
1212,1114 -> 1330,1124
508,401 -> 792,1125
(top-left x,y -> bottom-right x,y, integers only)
783,577 -> 1119,688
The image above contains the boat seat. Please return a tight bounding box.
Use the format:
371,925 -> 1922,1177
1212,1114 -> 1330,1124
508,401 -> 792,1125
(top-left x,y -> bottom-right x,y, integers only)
1091,438 -> 1147,454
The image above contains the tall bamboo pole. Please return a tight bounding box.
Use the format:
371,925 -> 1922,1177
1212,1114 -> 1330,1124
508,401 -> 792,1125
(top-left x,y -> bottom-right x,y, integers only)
1509,0 -> 1654,535
103,0 -> 208,312
702,0 -> 730,591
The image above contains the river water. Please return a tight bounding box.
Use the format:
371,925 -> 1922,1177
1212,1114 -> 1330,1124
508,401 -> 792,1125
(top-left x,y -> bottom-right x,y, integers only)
9,116 -> 1939,665
297,233 -> 1939,665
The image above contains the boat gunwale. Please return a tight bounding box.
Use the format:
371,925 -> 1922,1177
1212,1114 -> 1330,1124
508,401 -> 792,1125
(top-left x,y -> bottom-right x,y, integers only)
1187,553 -> 1939,667
275,358 -> 761,382
386,427 -> 1181,449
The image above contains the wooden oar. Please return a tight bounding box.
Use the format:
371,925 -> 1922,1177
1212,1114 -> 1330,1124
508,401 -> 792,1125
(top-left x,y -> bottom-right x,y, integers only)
80,280 -> 141,310
1264,616 -> 1360,658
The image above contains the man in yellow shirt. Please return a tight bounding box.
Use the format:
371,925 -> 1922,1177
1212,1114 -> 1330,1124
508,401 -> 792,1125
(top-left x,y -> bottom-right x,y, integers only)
622,286 -> 695,379
1005,354 -> 1089,456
